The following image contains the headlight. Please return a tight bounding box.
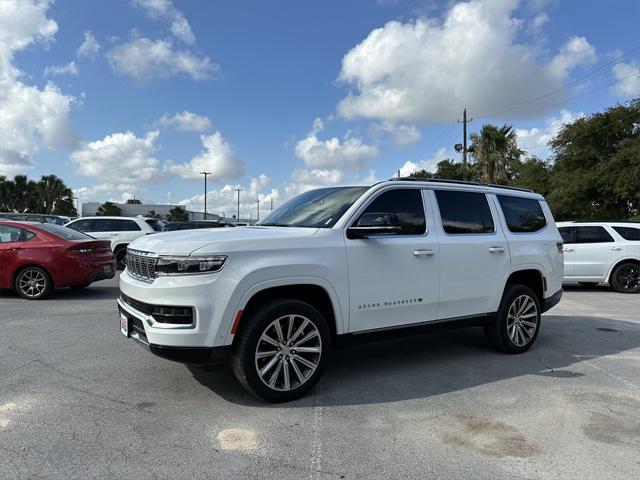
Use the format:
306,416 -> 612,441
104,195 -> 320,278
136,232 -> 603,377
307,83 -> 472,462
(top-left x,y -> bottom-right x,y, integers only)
155,255 -> 227,276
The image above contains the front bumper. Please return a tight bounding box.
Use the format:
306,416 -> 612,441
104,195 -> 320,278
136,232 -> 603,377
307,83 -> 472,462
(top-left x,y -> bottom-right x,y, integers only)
118,302 -> 231,365
542,289 -> 563,313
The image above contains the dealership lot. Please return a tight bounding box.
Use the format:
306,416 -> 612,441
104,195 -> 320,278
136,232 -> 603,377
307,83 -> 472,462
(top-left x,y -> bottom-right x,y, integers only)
1,279 -> 638,480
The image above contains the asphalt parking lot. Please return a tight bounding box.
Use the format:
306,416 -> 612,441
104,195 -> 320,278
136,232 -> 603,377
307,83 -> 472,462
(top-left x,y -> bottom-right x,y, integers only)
1,278 -> 639,480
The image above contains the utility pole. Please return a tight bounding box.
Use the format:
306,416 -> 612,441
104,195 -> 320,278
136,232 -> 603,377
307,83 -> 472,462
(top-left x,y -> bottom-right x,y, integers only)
200,171 -> 211,219
235,188 -> 242,221
256,198 -> 260,221
270,197 -> 273,211
457,108 -> 473,179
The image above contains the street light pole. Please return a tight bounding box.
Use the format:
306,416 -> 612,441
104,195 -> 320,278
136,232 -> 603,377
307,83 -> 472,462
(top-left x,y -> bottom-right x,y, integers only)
256,198 -> 260,221
200,171 -> 211,220
235,188 -> 242,220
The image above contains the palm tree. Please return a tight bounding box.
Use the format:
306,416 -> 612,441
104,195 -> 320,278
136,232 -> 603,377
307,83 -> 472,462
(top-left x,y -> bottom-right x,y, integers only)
37,175 -> 74,214
96,201 -> 122,216
469,124 -> 524,184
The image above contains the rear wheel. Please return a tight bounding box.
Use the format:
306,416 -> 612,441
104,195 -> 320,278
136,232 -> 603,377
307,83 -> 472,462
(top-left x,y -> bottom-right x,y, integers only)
610,262 -> 639,293
231,298 -> 330,402
578,282 -> 598,288
15,267 -> 53,300
484,284 -> 541,353
115,248 -> 127,270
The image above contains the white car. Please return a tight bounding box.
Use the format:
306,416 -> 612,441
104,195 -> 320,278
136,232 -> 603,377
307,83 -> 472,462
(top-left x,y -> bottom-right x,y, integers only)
118,179 -> 564,402
66,216 -> 164,269
557,221 -> 640,293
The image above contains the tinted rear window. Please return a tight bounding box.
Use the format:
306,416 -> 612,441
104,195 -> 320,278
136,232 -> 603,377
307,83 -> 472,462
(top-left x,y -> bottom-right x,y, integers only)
93,219 -> 141,232
558,227 -> 573,243
613,226 -> 640,241
435,190 -> 494,234
497,195 -> 546,233
575,226 -> 614,243
145,219 -> 165,231
38,223 -> 92,240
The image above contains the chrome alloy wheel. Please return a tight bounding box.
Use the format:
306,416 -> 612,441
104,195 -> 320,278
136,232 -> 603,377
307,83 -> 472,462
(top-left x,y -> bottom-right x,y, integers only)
506,294 -> 538,347
17,269 -> 47,298
254,314 -> 322,392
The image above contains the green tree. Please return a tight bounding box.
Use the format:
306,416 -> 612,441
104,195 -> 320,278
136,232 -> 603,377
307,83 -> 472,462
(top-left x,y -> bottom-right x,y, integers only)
96,201 -> 122,216
409,159 -> 479,182
167,206 -> 189,222
469,124 -> 524,184
126,198 -> 142,204
0,174 -> 76,215
547,98 -> 640,220
510,156 -> 552,196
145,210 -> 162,219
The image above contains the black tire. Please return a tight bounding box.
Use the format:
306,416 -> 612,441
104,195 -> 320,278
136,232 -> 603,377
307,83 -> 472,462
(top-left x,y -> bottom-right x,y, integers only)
115,248 -> 127,271
484,284 -> 541,354
15,266 -> 53,300
231,298 -> 331,402
610,262 -> 640,294
578,282 -> 598,288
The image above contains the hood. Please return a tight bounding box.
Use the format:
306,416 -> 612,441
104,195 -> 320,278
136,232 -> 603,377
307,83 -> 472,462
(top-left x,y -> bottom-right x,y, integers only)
127,226 -> 320,255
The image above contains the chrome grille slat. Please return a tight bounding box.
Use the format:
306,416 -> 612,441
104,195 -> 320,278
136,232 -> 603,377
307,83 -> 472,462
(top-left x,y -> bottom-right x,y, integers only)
126,249 -> 158,283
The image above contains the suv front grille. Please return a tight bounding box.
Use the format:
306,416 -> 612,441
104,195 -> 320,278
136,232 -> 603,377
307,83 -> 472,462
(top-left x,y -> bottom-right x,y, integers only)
126,249 -> 158,283
120,294 -> 194,325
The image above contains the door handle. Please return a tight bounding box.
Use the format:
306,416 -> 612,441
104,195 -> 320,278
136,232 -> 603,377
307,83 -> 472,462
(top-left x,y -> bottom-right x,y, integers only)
413,249 -> 434,257
610,246 -> 622,251
563,247 -> 574,252
488,246 -> 505,253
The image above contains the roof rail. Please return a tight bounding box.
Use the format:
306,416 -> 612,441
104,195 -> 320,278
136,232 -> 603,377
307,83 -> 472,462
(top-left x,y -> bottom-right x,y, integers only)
389,176 -> 533,193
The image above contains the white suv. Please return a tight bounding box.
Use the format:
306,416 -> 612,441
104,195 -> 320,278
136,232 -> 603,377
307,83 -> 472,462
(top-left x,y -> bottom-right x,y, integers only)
66,216 -> 163,269
557,221 -> 640,293
117,179 -> 564,401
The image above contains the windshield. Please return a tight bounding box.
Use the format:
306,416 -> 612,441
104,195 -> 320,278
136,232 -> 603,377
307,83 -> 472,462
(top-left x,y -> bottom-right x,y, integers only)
38,223 -> 92,240
259,186 -> 369,228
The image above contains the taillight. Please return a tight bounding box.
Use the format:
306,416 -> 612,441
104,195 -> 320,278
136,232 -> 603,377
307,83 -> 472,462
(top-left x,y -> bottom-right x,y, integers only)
68,246 -> 93,255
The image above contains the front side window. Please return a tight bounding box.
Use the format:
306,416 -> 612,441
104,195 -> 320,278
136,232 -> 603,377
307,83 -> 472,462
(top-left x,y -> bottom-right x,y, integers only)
93,219 -> 141,232
575,226 -> 614,243
0,225 -> 23,243
613,226 -> 640,241
435,190 -> 494,234
67,219 -> 93,232
259,186 -> 369,228
145,219 -> 165,231
354,189 -> 426,235
559,227 -> 573,243
497,195 -> 546,233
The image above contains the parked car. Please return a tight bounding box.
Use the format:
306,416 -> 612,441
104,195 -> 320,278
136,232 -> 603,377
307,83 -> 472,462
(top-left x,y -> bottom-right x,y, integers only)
65,216 -> 163,269
0,212 -> 68,226
557,221 -> 639,293
117,178 -> 564,402
0,220 -> 116,299
164,220 -> 235,231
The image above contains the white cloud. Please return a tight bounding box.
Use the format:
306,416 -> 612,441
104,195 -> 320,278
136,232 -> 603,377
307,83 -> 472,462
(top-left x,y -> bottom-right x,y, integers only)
295,120 -> 378,170
337,1 -> 596,122
133,0 -> 195,44
612,62 -> 640,98
178,176 -> 280,219
397,148 -> 447,176
165,132 -> 244,181
0,0 -> 76,176
155,111 -> 212,132
76,30 -> 100,58
107,37 -> 216,82
70,131 -> 161,181
73,182 -> 137,204
284,168 -> 346,196
371,121 -> 421,146
530,12 -> 549,31
515,110 -> 582,156
548,36 -> 596,77
43,61 -> 79,77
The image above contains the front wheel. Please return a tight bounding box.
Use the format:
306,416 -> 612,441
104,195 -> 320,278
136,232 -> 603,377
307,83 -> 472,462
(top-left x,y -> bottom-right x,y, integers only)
610,262 -> 639,293
231,299 -> 331,402
15,267 -> 53,300
484,284 -> 541,353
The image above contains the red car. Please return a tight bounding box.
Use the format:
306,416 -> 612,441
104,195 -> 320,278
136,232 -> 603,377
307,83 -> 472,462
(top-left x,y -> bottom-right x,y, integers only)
0,220 -> 116,299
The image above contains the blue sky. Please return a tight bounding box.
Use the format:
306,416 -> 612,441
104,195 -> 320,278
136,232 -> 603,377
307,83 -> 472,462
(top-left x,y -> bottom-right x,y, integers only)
1,0 -> 639,218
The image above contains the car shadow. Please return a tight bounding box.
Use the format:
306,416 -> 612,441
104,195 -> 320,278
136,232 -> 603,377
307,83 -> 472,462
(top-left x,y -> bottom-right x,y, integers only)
0,281 -> 120,301
562,283 -> 611,293
188,314 -> 640,408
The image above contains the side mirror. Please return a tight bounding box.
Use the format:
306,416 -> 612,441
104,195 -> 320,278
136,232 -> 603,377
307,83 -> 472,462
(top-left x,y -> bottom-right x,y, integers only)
347,212 -> 402,239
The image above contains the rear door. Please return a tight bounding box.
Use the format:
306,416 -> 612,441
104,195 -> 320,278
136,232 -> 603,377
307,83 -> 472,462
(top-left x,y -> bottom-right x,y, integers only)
558,227 -> 575,277
346,187 -> 440,332
0,224 -> 26,287
573,226 -> 620,279
432,189 -> 510,319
